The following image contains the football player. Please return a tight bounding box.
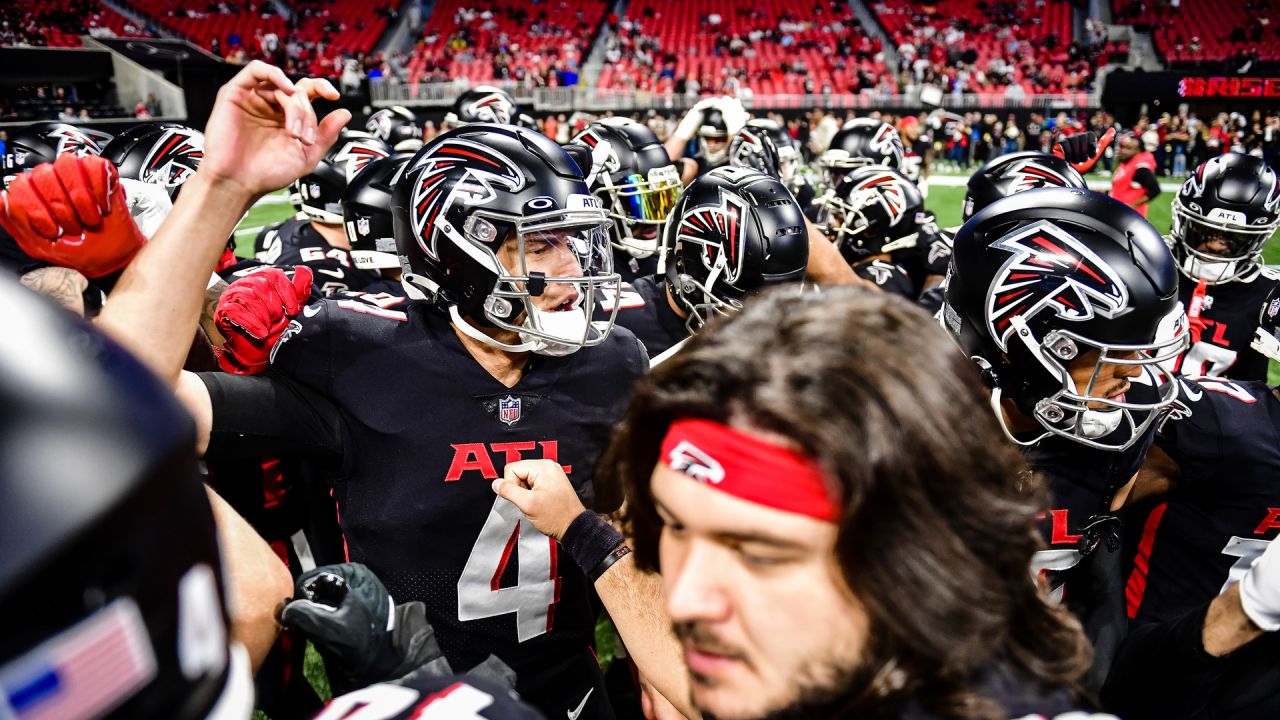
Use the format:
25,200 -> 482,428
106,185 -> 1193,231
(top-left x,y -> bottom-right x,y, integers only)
1,121 -> 114,271
1094,293 -> 1280,717
816,117 -> 905,194
339,152 -> 414,299
1,63 -> 557,720
816,165 -> 930,298
202,124 -> 645,719
442,85 -> 534,130
1165,153 -> 1280,380
727,118 -> 811,206
247,128 -> 393,295
0,272 -> 544,720
568,118 -> 682,283
495,286 -> 1104,720
603,166 -> 809,361
942,187 -> 1190,690
664,97 -> 750,184
365,105 -> 425,152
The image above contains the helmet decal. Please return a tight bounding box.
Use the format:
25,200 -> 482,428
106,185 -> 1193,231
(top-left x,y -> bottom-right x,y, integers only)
1001,159 -> 1075,194
464,93 -> 513,124
853,172 -> 910,225
141,128 -> 204,188
409,138 -> 525,260
678,190 -> 750,285
985,220 -> 1130,350
49,125 -> 113,156
332,140 -> 391,181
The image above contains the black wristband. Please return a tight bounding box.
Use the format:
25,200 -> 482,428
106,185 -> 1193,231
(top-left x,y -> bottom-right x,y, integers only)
589,544 -> 631,582
560,510 -> 625,579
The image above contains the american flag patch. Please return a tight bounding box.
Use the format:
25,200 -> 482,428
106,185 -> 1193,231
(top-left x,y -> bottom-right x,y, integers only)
0,599 -> 156,720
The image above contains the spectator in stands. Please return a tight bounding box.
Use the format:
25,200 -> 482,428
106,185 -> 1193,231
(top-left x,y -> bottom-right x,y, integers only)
145,94 -> 161,117
57,106 -> 75,122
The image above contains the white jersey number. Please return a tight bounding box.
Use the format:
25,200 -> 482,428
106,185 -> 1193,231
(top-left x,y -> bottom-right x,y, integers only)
457,496 -> 558,642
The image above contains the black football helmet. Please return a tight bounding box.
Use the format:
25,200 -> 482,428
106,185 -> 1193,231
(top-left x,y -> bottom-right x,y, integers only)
102,123 -> 205,200
393,124 -> 619,356
365,106 -> 424,153
963,151 -> 1087,221
443,85 -> 519,128
1,122 -> 114,186
818,118 -> 905,189
293,129 -> 392,225
1171,153 -> 1280,284
818,166 -> 927,263
664,166 -> 808,330
697,106 -> 733,168
729,118 -> 801,184
343,153 -> 413,272
941,188 -> 1188,451
0,276 -> 251,719
569,118 -> 682,259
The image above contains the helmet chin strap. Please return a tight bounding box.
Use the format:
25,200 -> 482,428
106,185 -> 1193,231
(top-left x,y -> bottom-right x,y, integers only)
989,386 -> 1045,448
448,305 -> 541,353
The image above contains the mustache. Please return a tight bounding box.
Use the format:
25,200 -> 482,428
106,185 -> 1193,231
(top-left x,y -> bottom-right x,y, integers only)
672,622 -> 746,659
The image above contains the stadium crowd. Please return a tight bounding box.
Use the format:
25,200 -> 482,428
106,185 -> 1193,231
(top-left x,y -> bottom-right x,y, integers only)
6,57 -> 1280,720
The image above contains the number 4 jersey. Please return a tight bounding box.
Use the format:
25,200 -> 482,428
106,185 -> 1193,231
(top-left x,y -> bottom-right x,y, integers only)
1126,377 -> 1280,626
234,298 -> 646,717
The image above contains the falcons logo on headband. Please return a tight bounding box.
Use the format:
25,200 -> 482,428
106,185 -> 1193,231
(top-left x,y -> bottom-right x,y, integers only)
333,141 -> 391,181
852,173 -> 908,225
1002,159 -> 1073,194
141,129 -> 204,189
409,139 -> 525,260
465,94 -> 513,124
50,126 -> 113,157
678,191 -> 750,285
985,220 -> 1129,351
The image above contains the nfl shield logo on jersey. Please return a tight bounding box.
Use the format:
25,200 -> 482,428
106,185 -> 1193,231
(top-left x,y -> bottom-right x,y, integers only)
499,395 -> 521,426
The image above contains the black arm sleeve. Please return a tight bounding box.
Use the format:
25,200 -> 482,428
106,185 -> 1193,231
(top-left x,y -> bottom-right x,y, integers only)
1100,602 -> 1225,717
199,371 -> 346,463
1134,166 -> 1161,201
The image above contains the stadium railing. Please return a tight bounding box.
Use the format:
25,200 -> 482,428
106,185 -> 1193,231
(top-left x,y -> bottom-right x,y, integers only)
370,79 -> 1098,112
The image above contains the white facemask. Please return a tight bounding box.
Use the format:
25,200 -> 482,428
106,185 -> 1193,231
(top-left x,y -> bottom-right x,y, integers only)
1183,254 -> 1238,283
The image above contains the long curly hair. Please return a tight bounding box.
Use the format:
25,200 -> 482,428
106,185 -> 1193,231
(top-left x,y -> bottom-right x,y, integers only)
606,286 -> 1091,719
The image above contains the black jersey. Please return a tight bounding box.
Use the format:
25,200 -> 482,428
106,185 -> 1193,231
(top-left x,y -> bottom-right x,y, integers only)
611,246 -> 659,284
253,215 -> 378,296
1170,264 -> 1280,381
1127,377 -> 1280,626
1021,372 -> 1169,691
264,300 -> 646,717
315,674 -> 545,720
888,222 -> 950,296
599,275 -> 689,360
854,259 -> 916,298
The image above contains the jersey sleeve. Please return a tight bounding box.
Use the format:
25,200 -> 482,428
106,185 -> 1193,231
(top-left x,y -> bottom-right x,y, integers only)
1155,379 -> 1225,490
268,298 -> 338,397
199,371 -> 346,464
316,674 -> 545,720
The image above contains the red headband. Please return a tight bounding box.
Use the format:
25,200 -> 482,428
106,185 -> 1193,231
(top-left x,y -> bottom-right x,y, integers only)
659,418 -> 840,522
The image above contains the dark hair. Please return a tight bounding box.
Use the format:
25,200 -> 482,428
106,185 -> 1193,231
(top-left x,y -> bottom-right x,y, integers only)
607,286 -> 1090,719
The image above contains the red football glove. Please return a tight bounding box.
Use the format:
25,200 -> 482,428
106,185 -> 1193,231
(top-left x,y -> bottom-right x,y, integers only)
214,266 -> 314,375
0,154 -> 146,278
1052,127 -> 1117,174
